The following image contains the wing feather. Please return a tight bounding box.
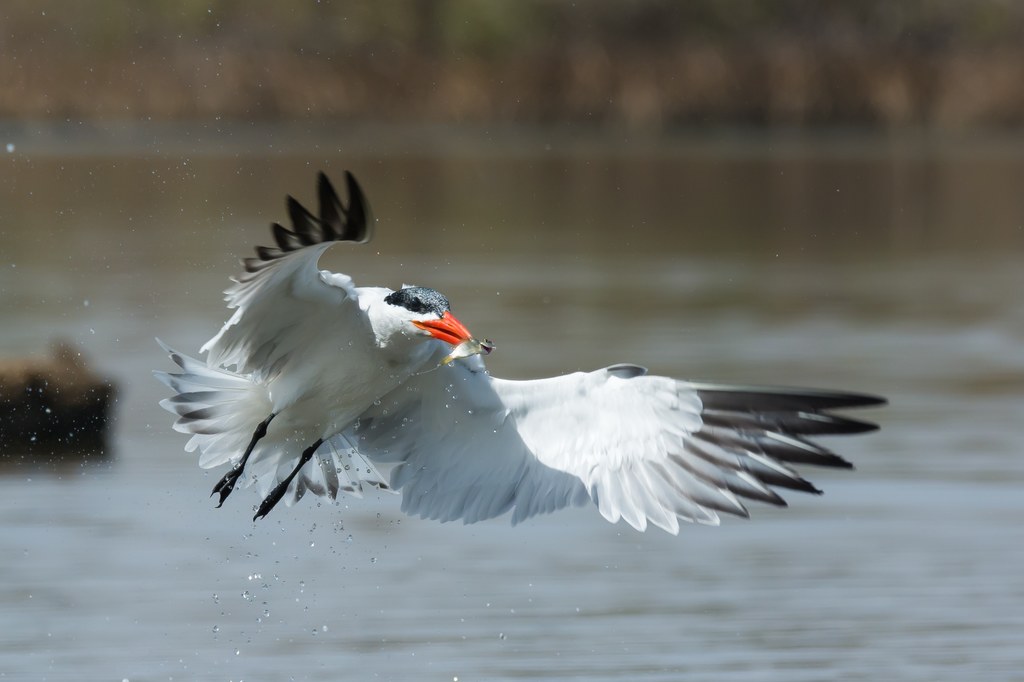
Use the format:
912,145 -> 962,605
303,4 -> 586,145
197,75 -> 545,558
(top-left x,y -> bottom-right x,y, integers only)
200,172 -> 373,377
348,360 -> 883,533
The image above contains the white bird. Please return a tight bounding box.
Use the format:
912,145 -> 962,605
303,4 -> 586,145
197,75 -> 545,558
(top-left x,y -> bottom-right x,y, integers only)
155,172 -> 885,533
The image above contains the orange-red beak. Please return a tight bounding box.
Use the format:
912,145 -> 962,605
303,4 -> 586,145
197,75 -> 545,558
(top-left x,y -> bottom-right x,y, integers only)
412,311 -> 475,346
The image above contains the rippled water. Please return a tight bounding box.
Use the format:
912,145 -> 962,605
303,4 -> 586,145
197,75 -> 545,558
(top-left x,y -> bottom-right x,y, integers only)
1,130 -> 1022,681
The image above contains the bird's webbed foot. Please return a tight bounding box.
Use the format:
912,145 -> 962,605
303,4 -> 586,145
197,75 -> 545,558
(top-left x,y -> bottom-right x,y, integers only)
252,437 -> 323,521
211,466 -> 243,507
212,412 -> 277,509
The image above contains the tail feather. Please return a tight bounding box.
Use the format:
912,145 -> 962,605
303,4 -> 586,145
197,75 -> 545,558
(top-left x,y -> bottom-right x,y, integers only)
155,340 -> 391,507
290,436 -> 392,505
239,432 -> 392,505
154,340 -> 272,470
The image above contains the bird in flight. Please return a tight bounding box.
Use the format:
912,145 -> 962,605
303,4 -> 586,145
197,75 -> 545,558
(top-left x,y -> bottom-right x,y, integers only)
155,172 -> 885,534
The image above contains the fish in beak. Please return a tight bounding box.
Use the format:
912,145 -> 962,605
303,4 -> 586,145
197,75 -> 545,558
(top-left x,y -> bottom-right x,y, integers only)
413,312 -> 494,364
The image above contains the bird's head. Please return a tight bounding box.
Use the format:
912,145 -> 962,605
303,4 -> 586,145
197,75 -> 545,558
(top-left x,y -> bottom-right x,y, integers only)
383,286 -> 475,347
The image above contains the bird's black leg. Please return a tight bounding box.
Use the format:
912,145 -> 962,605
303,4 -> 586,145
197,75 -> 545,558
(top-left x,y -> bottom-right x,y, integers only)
212,413 -> 277,507
252,437 -> 324,521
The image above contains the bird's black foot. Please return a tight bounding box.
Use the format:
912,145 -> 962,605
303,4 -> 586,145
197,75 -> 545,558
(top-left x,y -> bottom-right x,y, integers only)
253,478 -> 291,521
252,437 -> 323,521
211,466 -> 243,507
212,412 -> 277,509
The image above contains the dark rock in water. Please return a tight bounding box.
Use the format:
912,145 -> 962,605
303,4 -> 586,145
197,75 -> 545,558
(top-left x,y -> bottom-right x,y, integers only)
0,341 -> 116,459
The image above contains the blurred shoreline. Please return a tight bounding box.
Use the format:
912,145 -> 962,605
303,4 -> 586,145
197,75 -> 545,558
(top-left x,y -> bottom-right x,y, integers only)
5,1 -> 1024,130
6,119 -> 1024,159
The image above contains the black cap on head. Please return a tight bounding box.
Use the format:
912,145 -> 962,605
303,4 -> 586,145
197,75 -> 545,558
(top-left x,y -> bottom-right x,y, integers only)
384,286 -> 450,317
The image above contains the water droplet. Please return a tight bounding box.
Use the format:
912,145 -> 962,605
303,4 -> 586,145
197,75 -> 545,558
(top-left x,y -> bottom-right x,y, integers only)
212,625 -> 219,633
369,556 -> 377,564
5,143 -> 14,153
498,632 -> 506,640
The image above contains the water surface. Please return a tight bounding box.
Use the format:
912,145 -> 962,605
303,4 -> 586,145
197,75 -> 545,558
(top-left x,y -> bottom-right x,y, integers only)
1,130 -> 1021,681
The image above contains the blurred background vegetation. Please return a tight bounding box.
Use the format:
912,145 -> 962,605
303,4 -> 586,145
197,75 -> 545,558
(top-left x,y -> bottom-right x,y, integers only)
4,0 -> 1024,130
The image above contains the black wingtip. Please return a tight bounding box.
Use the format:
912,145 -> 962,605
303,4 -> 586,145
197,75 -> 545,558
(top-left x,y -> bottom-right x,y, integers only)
241,171 -> 373,274
316,170 -> 372,243
853,393 -> 888,408
345,171 -> 372,243
695,384 -> 888,413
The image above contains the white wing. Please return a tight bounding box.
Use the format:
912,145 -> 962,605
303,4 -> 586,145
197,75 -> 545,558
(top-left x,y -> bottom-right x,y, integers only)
201,172 -> 372,379
347,359 -> 884,534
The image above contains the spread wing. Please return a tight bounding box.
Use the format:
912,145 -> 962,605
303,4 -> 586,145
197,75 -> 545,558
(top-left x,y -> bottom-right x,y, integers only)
347,360 -> 884,533
200,172 -> 372,378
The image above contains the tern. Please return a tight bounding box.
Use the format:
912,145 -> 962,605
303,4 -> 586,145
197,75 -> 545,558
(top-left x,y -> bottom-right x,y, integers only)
155,172 -> 885,533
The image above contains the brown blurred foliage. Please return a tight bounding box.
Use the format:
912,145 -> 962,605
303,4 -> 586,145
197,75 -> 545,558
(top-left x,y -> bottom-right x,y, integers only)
3,0 -> 1024,129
